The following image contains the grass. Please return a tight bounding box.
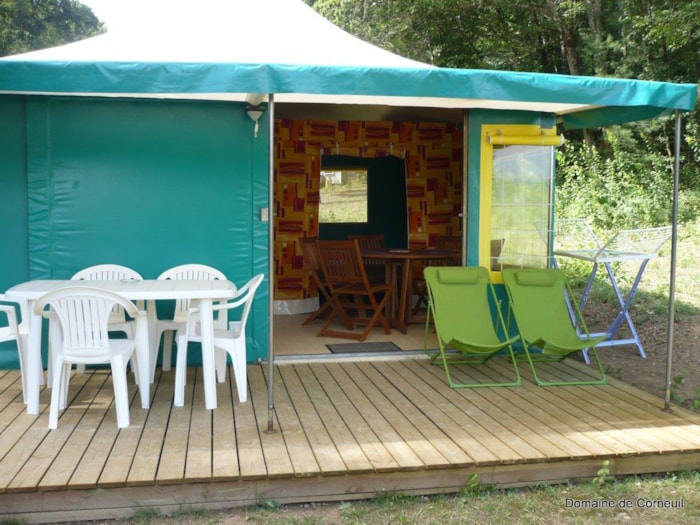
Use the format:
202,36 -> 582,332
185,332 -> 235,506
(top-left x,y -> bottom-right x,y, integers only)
560,218 -> 700,316
319,176 -> 368,223
23,470 -> 695,524
558,217 -> 700,408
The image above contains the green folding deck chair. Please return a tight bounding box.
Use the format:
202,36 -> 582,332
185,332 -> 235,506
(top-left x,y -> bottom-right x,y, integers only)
423,266 -> 521,388
502,268 -> 607,386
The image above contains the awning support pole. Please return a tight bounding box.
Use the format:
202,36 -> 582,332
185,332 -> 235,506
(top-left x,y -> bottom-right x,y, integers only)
664,110 -> 681,412
265,94 -> 278,433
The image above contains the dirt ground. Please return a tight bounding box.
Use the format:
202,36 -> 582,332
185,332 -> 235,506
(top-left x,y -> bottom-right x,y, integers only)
583,299 -> 700,410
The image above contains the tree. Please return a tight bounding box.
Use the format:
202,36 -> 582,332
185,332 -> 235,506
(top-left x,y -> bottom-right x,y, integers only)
0,0 -> 103,57
313,0 -> 700,220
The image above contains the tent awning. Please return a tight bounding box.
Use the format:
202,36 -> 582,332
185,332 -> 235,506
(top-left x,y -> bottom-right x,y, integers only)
0,0 -> 696,129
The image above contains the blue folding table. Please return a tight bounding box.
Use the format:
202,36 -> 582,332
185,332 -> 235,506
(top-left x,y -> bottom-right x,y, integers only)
552,219 -> 672,361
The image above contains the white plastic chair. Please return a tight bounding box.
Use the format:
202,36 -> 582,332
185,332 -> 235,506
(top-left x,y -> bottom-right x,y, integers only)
72,264 -> 144,337
0,295 -> 28,401
68,264 -> 144,378
150,264 -> 228,380
174,273 -> 263,407
34,287 -> 148,429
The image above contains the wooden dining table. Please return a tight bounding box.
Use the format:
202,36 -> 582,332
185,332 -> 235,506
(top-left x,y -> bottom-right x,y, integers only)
5,278 -> 238,415
361,249 -> 455,333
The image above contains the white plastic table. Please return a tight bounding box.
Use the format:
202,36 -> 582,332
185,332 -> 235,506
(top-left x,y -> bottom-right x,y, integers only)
552,220 -> 672,360
5,279 -> 237,415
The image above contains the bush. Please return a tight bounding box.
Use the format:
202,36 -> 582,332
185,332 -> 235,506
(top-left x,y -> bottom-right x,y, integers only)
556,130 -> 677,232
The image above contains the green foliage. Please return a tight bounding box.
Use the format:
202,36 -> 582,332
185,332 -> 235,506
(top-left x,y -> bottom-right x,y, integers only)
670,373 -> 700,412
0,0 -> 103,57
313,0 -> 700,217
129,508 -> 161,523
671,374 -> 685,404
461,472 -> 494,498
231,472 -> 700,524
592,460 -> 612,490
258,499 -> 281,511
556,129 -> 679,231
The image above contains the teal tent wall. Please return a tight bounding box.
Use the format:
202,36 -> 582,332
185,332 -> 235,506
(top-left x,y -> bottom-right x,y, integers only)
0,97 -> 30,368
0,97 -> 29,289
0,96 -> 269,368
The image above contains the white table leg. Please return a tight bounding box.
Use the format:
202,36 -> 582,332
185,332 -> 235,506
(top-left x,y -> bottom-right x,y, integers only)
146,303 -> 159,383
198,299 -> 217,410
135,316 -> 151,409
25,305 -> 43,415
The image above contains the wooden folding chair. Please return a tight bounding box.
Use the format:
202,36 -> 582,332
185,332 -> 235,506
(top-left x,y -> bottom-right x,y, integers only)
348,233 -> 386,283
299,237 -> 333,325
347,233 -> 385,250
316,240 -> 393,341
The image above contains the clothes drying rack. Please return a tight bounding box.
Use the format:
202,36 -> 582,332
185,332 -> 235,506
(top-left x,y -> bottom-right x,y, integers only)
552,219 -> 672,362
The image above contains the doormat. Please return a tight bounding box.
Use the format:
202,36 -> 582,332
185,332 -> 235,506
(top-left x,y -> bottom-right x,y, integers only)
326,342 -> 402,354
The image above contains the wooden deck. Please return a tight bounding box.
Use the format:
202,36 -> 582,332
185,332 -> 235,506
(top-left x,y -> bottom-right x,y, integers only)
2,354 -> 700,523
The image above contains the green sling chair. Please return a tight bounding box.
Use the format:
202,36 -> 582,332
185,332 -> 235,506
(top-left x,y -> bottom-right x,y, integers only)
502,268 -> 607,386
423,266 -> 521,388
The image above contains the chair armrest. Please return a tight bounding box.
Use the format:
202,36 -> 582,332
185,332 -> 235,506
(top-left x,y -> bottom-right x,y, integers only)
0,305 -> 19,332
212,294 -> 249,312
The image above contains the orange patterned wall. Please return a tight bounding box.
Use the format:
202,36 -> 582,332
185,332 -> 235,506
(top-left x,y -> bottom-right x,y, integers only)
274,119 -> 463,302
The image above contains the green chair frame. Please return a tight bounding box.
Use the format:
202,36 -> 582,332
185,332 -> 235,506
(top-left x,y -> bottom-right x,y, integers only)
502,268 -> 607,386
423,266 -> 521,388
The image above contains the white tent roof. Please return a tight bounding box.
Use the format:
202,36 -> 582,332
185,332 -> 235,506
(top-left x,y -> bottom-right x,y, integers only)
0,0 -> 695,127
18,0 -> 427,68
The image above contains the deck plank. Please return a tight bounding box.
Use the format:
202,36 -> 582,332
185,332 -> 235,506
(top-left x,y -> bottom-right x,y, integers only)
244,365 -> 287,478
1,356 -> 700,522
156,367 -> 194,483
322,362 -> 425,471
259,364 -> 318,477
544,363 -> 694,450
508,360 -> 686,454
0,376 -> 36,460
0,368 -> 23,413
115,369 -> 169,487
447,361 -> 617,458
212,365 -> 241,479
377,359 -> 554,463
8,372 -> 100,491
476,362 -> 629,457
356,361 -> 468,467
408,359 -> 549,462
185,367 -> 215,482
382,360 -> 502,464
294,364 -> 374,474
277,364 -> 348,475
393,359 -> 539,463
69,400 -> 121,489
39,371 -> 115,490
311,363 -> 401,472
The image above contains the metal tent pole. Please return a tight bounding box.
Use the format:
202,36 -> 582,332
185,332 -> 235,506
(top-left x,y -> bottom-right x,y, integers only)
266,94 -> 277,432
664,110 -> 681,412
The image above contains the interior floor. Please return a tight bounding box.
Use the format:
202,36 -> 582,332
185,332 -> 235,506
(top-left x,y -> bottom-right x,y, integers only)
272,313 -> 437,357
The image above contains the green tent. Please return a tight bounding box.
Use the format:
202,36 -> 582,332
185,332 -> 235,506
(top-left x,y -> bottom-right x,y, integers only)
0,0 -> 696,412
